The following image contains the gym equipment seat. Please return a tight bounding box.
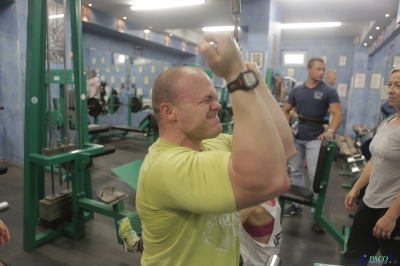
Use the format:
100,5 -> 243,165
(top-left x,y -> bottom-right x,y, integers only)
279,138 -> 350,250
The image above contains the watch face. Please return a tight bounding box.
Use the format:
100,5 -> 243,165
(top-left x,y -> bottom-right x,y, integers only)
243,71 -> 258,87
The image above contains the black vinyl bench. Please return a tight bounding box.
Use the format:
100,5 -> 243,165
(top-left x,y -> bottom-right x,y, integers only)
88,124 -> 112,135
87,124 -> 116,157
108,114 -> 159,146
0,164 -> 7,175
109,125 -> 143,133
279,138 -> 349,250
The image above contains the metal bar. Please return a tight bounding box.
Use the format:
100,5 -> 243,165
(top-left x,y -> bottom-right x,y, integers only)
231,0 -> 241,46
127,95 -> 131,126
46,0 -> 53,149
70,0 -> 89,149
23,0 -> 48,251
58,164 -> 63,186
63,0 -> 69,146
51,165 -> 55,196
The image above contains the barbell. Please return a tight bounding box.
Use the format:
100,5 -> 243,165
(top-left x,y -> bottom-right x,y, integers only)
87,96 -> 143,117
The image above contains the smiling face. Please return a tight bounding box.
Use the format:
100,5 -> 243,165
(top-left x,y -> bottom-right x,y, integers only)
172,69 -> 222,141
388,70 -> 400,110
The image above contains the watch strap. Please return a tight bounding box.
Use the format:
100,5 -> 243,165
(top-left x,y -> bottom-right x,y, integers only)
226,70 -> 259,93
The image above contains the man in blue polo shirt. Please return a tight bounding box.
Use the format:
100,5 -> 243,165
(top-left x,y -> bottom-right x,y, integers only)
282,58 -> 342,232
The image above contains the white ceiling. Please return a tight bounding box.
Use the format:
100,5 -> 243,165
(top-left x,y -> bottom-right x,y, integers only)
81,0 -> 400,45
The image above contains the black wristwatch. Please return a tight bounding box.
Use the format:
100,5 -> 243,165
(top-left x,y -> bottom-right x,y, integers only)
226,70 -> 259,93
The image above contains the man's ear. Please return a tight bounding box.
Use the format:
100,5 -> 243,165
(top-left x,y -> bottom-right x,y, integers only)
160,103 -> 176,121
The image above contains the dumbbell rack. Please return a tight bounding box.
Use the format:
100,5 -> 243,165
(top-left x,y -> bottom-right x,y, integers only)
23,0 -> 133,250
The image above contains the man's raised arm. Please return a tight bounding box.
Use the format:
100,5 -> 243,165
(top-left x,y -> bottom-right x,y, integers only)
199,33 -> 290,210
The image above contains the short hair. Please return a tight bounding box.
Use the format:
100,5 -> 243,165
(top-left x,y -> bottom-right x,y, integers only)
307,58 -> 325,69
152,66 -> 204,122
90,70 -> 96,76
390,66 -> 400,76
326,69 -> 337,76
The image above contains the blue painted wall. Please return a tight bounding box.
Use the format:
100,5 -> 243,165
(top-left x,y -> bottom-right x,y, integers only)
279,18 -> 400,138
279,38 -> 355,135
82,29 -> 197,126
0,0 -> 26,163
3,0 -> 400,163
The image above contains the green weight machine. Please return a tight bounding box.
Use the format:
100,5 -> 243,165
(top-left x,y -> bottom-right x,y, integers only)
279,139 -> 350,264
23,0 -> 136,250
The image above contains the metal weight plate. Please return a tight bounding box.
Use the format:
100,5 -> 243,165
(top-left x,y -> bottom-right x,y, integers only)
131,97 -> 143,113
88,97 -> 102,117
108,96 -> 120,113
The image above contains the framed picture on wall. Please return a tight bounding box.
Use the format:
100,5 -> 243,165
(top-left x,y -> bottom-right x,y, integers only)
354,73 -> 366,89
338,56 -> 347,66
144,76 -> 150,85
370,73 -> 382,89
287,68 -> 295,77
337,83 -> 347,98
381,85 -> 388,100
250,52 -> 263,69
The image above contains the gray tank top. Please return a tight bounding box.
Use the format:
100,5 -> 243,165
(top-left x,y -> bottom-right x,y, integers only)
363,116 -> 400,208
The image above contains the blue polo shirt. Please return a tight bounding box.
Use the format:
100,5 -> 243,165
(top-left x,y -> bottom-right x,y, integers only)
287,81 -> 340,140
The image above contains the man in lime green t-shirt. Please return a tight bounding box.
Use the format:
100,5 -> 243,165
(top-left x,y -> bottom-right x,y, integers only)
136,33 -> 296,266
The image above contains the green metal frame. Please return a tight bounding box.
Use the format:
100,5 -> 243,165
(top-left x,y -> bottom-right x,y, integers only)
278,141 -> 350,255
218,87 -> 233,135
23,0 -> 134,250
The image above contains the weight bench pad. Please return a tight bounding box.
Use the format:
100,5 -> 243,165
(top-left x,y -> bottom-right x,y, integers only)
280,185 -> 314,204
93,146 -> 116,158
88,124 -> 110,135
110,125 -> 143,133
0,164 -> 7,175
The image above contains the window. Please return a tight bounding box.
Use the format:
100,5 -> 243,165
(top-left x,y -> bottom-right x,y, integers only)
113,53 -> 127,65
282,51 -> 308,66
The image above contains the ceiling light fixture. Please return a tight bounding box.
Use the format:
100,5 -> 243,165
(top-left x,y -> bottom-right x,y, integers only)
123,17 -> 127,19
144,29 -> 150,33
88,3 -> 92,6
369,36 -> 373,39
169,34 -> 173,36
385,14 -> 390,17
130,0 -> 205,10
364,43 -> 367,46
281,22 -> 341,29
376,27 -> 380,30
202,26 -> 241,32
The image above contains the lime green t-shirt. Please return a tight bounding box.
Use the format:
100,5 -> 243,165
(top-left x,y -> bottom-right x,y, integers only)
136,134 -> 240,266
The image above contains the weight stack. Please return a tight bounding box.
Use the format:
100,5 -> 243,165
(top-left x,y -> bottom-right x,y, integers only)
39,190 -> 73,229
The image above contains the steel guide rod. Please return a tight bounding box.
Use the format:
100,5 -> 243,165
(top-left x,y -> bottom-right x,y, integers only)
231,0 -> 241,48
46,0 -> 53,149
